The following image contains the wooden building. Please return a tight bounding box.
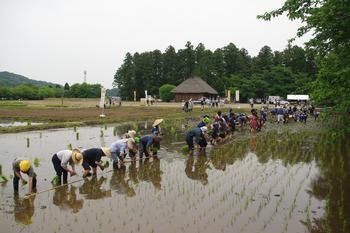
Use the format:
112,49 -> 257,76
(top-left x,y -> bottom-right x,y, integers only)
171,77 -> 218,102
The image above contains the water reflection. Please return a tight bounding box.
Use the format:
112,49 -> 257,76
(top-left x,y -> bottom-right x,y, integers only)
13,194 -> 35,225
110,164 -> 136,197
79,176 -> 111,200
185,155 -> 210,185
304,134 -> 350,233
137,157 -> 162,190
53,185 -> 84,213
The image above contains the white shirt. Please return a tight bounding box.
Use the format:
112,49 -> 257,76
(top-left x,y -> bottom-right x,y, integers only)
56,150 -> 73,169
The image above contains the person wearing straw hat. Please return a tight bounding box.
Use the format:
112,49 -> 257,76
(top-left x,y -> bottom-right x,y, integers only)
51,149 -> 83,185
151,119 -> 163,135
139,134 -> 162,158
12,157 -> 37,196
110,138 -> 138,168
124,130 -> 137,139
81,147 -> 111,178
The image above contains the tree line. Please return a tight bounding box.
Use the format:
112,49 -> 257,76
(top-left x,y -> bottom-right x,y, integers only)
114,42 -> 316,101
0,83 -> 101,100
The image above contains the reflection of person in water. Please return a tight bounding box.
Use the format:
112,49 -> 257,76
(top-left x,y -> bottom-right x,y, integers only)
110,164 -> 136,197
53,185 -> 84,213
128,161 -> 139,185
13,193 -> 35,225
185,155 -> 210,185
137,158 -> 163,190
79,176 -> 111,200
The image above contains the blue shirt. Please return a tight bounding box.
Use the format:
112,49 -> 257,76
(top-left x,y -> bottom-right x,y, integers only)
110,139 -> 127,154
277,108 -> 284,115
187,127 -> 202,144
151,126 -> 159,135
140,134 -> 155,148
197,121 -> 206,128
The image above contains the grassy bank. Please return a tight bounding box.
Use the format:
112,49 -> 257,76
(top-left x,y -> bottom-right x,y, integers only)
0,99 -> 256,134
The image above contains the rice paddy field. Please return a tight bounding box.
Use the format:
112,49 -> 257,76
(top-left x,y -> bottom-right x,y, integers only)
0,118 -> 349,233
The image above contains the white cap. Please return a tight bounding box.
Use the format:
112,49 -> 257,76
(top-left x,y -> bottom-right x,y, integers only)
200,126 -> 208,132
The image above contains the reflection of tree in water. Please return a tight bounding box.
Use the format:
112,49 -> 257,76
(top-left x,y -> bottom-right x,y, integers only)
210,140 -> 249,171
137,157 -> 162,190
303,133 -> 350,233
53,185 -> 84,213
13,194 -> 35,225
110,165 -> 136,197
79,176 -> 111,200
185,155 -> 210,185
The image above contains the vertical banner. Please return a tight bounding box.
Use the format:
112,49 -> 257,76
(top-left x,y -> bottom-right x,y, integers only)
99,87 -> 106,108
227,90 -> 231,102
235,90 -> 240,102
134,91 -> 136,101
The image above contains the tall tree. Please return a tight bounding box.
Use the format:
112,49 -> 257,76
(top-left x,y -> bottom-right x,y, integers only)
255,45 -> 274,71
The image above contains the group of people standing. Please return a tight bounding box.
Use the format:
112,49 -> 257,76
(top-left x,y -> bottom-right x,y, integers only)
12,119 -> 163,197
272,104 -> 319,124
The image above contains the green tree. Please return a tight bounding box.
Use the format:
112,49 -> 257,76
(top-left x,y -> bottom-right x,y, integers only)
159,84 -> 176,102
258,0 -> 350,117
255,45 -> 274,71
64,83 -> 70,90
114,52 -> 135,100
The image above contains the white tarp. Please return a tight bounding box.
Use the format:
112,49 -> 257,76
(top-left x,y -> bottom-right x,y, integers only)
287,94 -> 309,101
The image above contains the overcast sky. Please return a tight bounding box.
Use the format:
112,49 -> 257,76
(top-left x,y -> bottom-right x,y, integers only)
0,0 -> 307,88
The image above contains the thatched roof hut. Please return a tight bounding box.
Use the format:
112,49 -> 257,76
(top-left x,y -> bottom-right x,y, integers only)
171,77 -> 218,102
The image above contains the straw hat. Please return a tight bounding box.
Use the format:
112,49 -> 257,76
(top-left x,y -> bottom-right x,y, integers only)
72,149 -> 83,165
127,130 -> 136,138
101,147 -> 112,158
152,119 -> 163,127
127,138 -> 138,152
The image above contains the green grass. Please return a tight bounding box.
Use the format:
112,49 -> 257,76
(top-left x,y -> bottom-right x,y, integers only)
45,104 -> 69,108
0,102 -> 27,107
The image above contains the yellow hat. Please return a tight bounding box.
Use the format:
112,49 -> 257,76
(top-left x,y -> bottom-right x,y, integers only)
152,119 -> 163,127
19,160 -> 30,172
101,147 -> 112,158
72,149 -> 83,165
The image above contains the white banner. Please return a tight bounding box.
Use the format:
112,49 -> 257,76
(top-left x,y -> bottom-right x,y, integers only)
99,87 -> 106,108
235,90 -> 240,102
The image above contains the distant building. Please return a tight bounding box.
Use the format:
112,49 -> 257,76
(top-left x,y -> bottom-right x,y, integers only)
171,76 -> 218,102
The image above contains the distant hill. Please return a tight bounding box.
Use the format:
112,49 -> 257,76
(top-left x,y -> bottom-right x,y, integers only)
0,71 -> 60,88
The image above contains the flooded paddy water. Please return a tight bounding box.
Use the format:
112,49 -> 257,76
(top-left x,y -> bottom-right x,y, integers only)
0,119 -> 349,233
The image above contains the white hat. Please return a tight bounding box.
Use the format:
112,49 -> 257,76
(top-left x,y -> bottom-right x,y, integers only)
200,126 -> 208,133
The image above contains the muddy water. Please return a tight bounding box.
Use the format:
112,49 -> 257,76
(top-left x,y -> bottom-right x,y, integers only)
0,121 -> 349,233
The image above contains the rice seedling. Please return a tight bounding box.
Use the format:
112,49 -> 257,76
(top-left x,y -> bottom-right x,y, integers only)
100,130 -> 104,137
34,157 -> 40,167
26,137 -> 30,147
76,132 -> 79,140
74,126 -> 77,132
113,127 -> 117,136
27,121 -> 31,126
68,143 -> 73,150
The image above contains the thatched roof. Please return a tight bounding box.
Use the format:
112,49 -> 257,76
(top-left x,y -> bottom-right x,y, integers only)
171,77 -> 218,94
